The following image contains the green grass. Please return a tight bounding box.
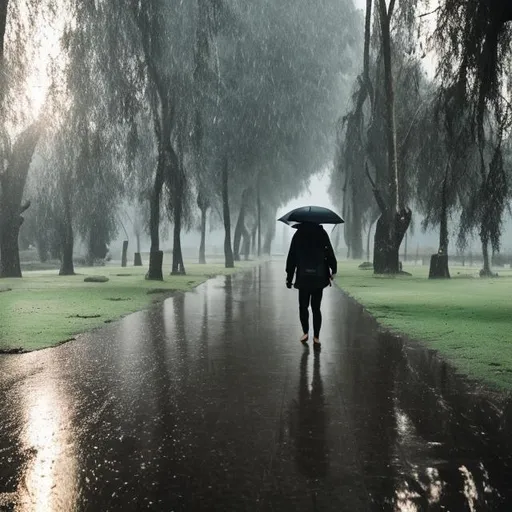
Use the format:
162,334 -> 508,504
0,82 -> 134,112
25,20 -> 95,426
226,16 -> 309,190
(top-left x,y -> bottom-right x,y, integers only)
335,261 -> 512,390
0,261 -> 257,352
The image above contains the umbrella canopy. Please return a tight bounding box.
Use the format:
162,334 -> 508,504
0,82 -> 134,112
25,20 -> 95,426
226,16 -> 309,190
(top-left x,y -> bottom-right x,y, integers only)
278,205 -> 344,226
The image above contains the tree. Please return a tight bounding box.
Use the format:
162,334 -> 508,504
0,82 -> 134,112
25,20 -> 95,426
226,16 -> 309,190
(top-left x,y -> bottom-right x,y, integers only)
456,115 -> 511,277
0,122 -> 40,277
433,0 -> 512,147
233,188 -> 249,261
28,0 -> 136,276
332,0 -> 423,269
366,0 -> 412,274
0,1 -> 54,277
207,0 -> 360,267
414,86 -> 479,278
196,187 -> 210,264
432,0 -> 512,277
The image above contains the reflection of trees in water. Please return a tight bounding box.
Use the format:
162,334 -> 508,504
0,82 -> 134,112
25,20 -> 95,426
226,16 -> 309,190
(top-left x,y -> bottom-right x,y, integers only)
390,343 -> 509,510
224,275 -> 233,329
173,292 -> 190,380
197,292 -> 209,372
349,326 -> 508,510
337,327 -> 400,510
289,350 -> 328,480
223,275 -> 234,353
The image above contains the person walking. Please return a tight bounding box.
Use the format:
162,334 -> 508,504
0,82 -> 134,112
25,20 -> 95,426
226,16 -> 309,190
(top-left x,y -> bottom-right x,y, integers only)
285,222 -> 337,348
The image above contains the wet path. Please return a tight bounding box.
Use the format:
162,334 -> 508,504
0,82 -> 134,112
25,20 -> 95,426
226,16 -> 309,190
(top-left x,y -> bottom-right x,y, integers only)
1,261 -> 512,510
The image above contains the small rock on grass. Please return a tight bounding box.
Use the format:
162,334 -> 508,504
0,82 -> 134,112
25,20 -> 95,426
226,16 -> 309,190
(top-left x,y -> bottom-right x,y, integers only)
84,276 -> 109,283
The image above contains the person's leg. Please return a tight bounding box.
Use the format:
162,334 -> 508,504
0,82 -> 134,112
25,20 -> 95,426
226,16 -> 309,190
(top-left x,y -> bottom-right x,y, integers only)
311,289 -> 323,340
298,289 -> 311,339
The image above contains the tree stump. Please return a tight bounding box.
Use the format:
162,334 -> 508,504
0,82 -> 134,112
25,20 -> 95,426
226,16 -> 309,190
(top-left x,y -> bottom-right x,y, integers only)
134,253 -> 143,266
121,240 -> 128,267
428,254 -> 450,279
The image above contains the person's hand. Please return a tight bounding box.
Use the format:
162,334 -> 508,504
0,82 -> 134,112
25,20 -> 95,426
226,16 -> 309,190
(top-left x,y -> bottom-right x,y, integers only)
286,280 -> 292,289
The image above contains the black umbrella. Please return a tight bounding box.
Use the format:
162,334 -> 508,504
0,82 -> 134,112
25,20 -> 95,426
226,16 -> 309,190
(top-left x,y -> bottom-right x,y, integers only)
278,205 -> 344,226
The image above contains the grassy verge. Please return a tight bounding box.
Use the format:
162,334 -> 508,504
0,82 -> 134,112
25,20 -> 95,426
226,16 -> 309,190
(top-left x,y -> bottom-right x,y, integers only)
335,261 -> 512,391
0,260 -> 257,352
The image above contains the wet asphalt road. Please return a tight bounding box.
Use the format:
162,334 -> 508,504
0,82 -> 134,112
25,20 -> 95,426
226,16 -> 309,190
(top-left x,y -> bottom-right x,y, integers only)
1,261 -> 512,511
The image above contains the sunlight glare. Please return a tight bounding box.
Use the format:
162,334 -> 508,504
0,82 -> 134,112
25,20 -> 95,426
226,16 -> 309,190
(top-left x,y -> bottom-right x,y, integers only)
17,377 -> 78,511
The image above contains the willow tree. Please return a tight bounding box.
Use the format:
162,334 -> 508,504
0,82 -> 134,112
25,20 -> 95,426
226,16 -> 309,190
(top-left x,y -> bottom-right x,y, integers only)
332,0 -> 425,269
212,0 -> 360,265
432,0 -> 512,276
30,0 -> 136,276
0,1 -> 54,277
415,86 -> 479,278
128,1 -> 188,280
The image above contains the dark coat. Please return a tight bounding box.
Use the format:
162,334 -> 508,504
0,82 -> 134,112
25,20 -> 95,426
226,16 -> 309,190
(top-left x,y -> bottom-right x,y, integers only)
286,223 -> 337,290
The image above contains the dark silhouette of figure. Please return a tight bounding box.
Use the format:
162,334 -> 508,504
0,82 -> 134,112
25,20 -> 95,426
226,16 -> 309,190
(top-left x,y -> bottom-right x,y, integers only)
285,223 -> 337,346
289,349 -> 328,483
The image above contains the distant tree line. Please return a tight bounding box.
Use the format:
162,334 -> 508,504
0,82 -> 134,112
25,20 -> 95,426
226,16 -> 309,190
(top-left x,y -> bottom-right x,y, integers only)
0,0 -> 361,279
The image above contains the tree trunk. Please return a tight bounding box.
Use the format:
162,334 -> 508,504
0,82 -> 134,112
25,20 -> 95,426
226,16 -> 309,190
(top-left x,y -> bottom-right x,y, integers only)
198,206 -> 207,264
121,240 -> 128,268
242,228 -> 251,261
379,0 -> 399,217
146,153 -> 164,281
374,0 -> 404,274
373,208 -> 411,274
0,122 -> 41,278
333,228 -> 340,253
86,228 -> 96,266
59,197 -> 75,276
0,0 -> 8,64
233,190 -> 248,261
263,214 -> 276,255
349,201 -> 363,260
366,219 -> 376,262
171,191 -> 185,275
251,223 -> 257,257
50,232 -> 60,260
429,171 -> 450,278
37,233 -> 48,263
429,254 -> 450,278
134,231 -> 142,266
0,217 -> 22,278
363,0 -> 373,91
480,237 -> 493,276
257,180 -> 261,257
86,238 -> 93,266
222,160 -> 234,268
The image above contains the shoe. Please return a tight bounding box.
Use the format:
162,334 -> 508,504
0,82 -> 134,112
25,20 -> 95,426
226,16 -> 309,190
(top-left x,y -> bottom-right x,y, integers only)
300,333 -> 308,343
313,337 -> 321,349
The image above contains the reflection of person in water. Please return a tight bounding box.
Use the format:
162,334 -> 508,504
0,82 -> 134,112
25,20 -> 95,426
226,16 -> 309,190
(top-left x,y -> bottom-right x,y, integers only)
289,349 -> 328,479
